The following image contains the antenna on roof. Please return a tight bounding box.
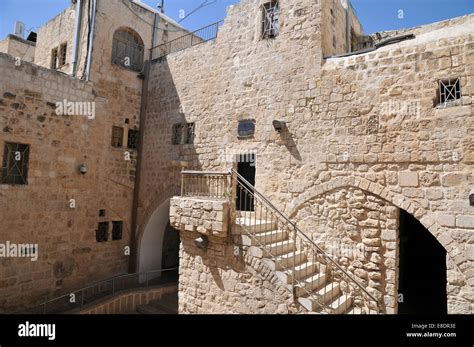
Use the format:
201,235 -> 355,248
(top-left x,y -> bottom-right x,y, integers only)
157,0 -> 164,13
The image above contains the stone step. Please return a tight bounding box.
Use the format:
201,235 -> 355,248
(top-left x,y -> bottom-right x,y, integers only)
236,218 -> 276,233
329,294 -> 353,314
244,229 -> 288,246
298,282 -> 341,312
248,239 -> 295,258
346,306 -> 363,315
262,250 -> 307,271
275,261 -> 318,284
137,292 -> 178,314
295,273 -> 327,297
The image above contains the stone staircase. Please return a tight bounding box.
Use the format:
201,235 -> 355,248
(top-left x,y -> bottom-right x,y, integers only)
238,217 -> 365,314
135,292 -> 178,314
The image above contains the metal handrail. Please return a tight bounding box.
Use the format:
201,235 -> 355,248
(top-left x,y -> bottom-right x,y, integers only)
230,169 -> 380,310
25,267 -> 178,314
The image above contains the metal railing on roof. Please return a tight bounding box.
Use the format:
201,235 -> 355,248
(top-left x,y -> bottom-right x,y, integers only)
151,20 -> 224,60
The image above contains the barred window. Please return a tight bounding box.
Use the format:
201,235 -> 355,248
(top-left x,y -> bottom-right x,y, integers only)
59,42 -> 67,67
51,48 -> 58,69
96,222 -> 109,242
112,28 -> 144,72
185,123 -> 195,144
112,221 -> 123,241
439,78 -> 461,105
127,129 -> 139,149
111,126 -> 124,148
172,123 -> 184,145
262,1 -> 280,39
1,142 -> 29,185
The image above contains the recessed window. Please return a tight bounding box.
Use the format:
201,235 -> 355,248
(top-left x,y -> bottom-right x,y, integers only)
238,119 -> 256,138
99,209 -> 106,217
112,28 -> 144,72
59,42 -> 67,67
127,129 -> 139,149
438,78 -> 461,105
262,1 -> 280,39
51,48 -> 58,69
112,221 -> 123,241
96,222 -> 109,242
111,126 -> 124,148
172,123 -> 184,145
1,142 -> 29,185
185,123 -> 195,145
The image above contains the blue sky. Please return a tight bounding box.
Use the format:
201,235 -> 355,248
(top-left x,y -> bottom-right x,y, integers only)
0,0 -> 473,40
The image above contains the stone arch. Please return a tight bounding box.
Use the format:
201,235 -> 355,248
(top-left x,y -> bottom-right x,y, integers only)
111,26 -> 144,72
287,176 -> 466,278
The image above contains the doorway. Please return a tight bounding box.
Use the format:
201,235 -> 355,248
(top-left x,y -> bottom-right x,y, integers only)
398,209 -> 447,314
236,153 -> 256,211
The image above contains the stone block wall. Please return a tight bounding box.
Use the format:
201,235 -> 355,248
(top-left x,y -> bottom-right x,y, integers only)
0,35 -> 35,63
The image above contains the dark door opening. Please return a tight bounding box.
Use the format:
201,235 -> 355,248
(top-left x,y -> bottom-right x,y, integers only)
398,209 -> 447,314
159,221 -> 179,283
236,153 -> 256,212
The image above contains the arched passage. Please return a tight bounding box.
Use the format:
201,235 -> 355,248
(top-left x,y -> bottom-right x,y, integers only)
398,209 -> 447,314
138,199 -> 180,281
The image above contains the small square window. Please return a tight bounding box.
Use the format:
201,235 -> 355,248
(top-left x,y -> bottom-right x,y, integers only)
262,1 -> 280,39
51,48 -> 58,69
127,129 -> 139,149
1,142 -> 29,185
172,123 -> 184,145
96,222 -> 109,242
59,43 -> 67,67
439,78 -> 461,105
112,221 -> 123,241
185,123 -> 195,145
99,209 -> 106,217
111,126 -> 124,147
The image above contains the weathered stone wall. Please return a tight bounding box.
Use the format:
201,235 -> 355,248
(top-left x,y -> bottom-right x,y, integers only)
142,0 -> 473,314
0,35 -> 36,63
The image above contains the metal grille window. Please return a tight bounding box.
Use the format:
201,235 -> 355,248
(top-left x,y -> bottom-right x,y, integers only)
127,129 -> 139,149
172,123 -> 184,145
439,78 -> 461,104
111,126 -> 124,148
51,48 -> 58,69
112,221 -> 123,241
1,142 -> 29,185
185,123 -> 195,144
112,28 -> 144,72
96,222 -> 109,242
262,1 -> 280,39
59,43 -> 67,67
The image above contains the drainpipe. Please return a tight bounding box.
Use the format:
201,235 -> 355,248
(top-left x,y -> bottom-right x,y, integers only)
150,11 -> 161,61
85,0 -> 97,81
71,0 -> 83,77
345,3 -> 351,53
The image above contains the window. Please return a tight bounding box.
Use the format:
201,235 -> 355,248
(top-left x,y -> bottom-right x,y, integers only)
127,129 -> 139,149
111,126 -> 124,147
238,119 -> 256,138
99,209 -> 106,217
112,28 -> 144,72
172,123 -> 184,145
185,123 -> 195,144
1,142 -> 29,185
51,48 -> 58,69
59,43 -> 67,67
96,222 -> 109,242
438,78 -> 461,105
112,221 -> 123,241
262,1 -> 280,39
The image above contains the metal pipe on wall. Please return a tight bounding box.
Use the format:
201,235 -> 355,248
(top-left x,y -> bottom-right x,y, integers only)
85,0 -> 97,81
71,0 -> 83,77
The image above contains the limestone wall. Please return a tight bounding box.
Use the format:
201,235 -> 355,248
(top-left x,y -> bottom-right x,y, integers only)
142,0 -> 473,314
0,35 -> 35,63
0,53 -> 136,312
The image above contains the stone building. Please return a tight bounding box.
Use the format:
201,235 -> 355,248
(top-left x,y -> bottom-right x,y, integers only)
0,0 -> 473,314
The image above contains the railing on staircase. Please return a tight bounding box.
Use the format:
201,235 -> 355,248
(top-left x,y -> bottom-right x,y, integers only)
230,169 -> 381,314
22,268 -> 178,314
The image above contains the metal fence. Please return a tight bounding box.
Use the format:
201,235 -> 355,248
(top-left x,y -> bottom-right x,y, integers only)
151,20 -> 224,60
21,268 -> 178,314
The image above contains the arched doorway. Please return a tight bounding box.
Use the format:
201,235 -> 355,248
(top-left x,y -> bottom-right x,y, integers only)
138,199 -> 180,283
398,209 -> 447,314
